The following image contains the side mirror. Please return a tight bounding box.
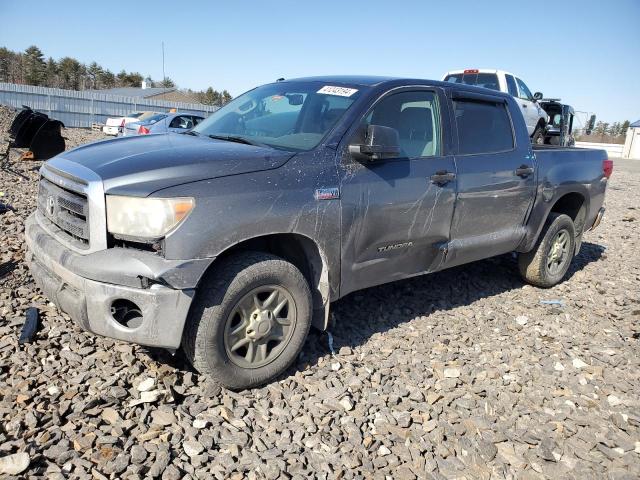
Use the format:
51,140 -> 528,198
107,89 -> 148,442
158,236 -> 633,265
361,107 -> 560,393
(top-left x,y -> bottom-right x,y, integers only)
533,92 -> 543,101
349,124 -> 401,161
585,114 -> 596,135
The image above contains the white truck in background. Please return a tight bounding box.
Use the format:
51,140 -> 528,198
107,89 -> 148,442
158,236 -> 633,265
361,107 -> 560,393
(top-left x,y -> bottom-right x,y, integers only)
443,69 -> 549,144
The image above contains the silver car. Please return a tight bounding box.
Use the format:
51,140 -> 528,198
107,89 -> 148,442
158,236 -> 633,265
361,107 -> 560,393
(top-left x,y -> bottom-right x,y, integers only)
121,112 -> 205,136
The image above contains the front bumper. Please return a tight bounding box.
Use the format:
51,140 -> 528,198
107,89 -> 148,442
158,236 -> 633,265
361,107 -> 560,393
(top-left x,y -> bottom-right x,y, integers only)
25,212 -> 212,350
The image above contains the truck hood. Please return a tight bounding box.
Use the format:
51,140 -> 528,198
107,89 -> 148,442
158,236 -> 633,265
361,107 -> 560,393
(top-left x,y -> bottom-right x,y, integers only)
58,133 -> 296,196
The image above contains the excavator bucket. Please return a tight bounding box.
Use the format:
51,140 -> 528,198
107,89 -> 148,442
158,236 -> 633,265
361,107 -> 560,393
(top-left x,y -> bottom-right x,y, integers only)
29,119 -> 65,160
7,107 -> 65,160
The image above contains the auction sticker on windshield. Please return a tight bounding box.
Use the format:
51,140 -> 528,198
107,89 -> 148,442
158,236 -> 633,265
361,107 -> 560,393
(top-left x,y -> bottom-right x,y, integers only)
317,86 -> 358,97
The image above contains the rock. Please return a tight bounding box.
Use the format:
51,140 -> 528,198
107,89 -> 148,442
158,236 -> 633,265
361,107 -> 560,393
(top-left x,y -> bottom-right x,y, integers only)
378,445 -> 391,456
130,445 -> 147,464
183,439 -> 204,458
340,396 -> 354,411
608,395 -> 622,407
137,377 -> 155,392
151,409 -> 177,426
443,367 -> 461,378
101,407 -> 122,426
554,362 -> 565,371
572,357 -> 588,369
0,452 -> 30,475
515,315 -> 528,326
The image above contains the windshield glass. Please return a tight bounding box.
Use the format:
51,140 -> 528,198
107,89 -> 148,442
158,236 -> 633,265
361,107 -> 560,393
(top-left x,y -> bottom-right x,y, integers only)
128,112 -> 144,118
192,82 -> 362,151
445,73 -> 500,91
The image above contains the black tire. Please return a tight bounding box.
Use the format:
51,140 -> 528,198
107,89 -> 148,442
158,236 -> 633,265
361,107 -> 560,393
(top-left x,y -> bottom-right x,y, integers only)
182,252 -> 312,390
519,213 -> 576,288
531,126 -> 545,145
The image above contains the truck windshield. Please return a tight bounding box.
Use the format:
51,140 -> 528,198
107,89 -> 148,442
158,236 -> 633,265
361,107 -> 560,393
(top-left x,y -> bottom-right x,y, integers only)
192,82 -> 362,151
445,73 -> 499,91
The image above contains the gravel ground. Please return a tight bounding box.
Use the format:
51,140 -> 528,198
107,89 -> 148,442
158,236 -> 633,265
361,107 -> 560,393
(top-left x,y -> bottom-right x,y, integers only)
1,106 -> 639,479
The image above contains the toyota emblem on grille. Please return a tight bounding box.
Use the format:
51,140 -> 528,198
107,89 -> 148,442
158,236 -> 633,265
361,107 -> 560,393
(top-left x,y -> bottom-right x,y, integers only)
46,195 -> 55,216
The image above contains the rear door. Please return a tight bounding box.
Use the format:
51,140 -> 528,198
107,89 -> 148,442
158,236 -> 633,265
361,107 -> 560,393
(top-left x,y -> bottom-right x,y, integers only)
444,89 -> 536,266
515,77 -> 538,135
339,87 -> 457,295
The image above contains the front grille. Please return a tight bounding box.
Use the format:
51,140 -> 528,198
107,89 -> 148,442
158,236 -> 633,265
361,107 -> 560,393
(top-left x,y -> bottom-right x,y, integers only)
38,177 -> 90,246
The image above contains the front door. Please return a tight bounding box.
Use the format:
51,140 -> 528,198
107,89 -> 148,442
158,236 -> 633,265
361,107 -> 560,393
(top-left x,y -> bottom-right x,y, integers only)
339,88 -> 457,296
515,77 -> 539,136
444,91 -> 536,267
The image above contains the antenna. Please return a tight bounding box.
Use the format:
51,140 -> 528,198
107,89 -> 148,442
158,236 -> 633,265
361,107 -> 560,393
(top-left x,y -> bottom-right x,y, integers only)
162,41 -> 166,90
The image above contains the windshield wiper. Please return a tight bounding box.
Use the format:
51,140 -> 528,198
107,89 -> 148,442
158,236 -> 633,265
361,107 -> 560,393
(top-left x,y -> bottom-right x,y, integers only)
182,130 -> 200,136
207,134 -> 261,146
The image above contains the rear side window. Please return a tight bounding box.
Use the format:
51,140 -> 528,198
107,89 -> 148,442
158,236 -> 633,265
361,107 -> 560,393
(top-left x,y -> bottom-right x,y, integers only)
454,100 -> 514,154
505,74 -> 518,97
444,73 -> 500,91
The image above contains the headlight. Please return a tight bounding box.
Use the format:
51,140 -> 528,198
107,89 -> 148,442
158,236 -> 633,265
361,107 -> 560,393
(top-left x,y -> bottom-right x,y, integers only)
106,195 -> 194,239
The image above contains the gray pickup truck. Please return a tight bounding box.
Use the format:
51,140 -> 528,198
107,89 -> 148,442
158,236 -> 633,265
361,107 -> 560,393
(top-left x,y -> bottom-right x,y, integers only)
25,76 -> 611,389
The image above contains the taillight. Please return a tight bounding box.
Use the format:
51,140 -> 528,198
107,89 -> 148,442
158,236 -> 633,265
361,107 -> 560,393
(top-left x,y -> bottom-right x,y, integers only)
118,118 -> 125,132
603,159 -> 613,178
138,125 -> 150,135
463,69 -> 479,74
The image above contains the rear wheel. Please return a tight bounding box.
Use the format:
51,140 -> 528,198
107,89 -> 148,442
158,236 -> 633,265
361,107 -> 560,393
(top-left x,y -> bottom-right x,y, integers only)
182,252 -> 312,389
519,213 -> 576,288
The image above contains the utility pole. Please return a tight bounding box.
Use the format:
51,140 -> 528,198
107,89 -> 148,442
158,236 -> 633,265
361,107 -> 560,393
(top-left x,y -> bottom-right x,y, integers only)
162,42 -> 166,90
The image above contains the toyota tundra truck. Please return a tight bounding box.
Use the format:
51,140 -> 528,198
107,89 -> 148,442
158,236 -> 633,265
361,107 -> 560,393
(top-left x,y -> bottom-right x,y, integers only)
25,76 -> 611,389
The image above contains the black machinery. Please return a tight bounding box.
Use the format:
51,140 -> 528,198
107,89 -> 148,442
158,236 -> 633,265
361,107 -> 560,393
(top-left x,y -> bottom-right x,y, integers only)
4,106 -> 65,160
539,99 -> 596,147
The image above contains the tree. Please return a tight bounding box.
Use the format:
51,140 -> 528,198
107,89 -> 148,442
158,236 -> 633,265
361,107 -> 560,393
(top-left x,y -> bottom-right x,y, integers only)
594,121 -> 609,136
0,47 -> 13,82
58,57 -> 85,89
98,69 -> 116,88
221,90 -> 233,105
158,77 -> 175,88
86,62 -> 103,89
609,122 -> 620,137
23,45 -> 46,85
621,120 -> 630,133
44,57 -> 58,88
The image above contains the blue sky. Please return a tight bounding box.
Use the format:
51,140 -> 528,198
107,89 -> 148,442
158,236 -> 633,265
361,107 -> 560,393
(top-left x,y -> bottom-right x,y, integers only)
1,0 -> 638,124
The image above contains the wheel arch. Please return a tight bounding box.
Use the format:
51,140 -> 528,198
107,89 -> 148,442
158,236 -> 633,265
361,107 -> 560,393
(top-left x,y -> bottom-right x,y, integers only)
197,233 -> 332,330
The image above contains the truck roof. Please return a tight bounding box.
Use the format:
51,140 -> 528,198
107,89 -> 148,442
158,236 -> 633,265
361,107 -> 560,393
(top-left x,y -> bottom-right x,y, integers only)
444,69 -> 515,77
275,75 -> 513,99
283,75 -> 400,86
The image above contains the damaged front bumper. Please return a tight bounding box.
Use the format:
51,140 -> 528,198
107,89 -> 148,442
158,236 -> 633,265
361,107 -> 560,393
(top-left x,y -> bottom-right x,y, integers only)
24,212 -> 212,350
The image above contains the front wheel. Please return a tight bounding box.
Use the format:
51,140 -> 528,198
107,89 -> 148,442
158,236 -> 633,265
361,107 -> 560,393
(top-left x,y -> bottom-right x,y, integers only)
182,252 -> 312,389
519,213 -> 576,288
531,126 -> 545,145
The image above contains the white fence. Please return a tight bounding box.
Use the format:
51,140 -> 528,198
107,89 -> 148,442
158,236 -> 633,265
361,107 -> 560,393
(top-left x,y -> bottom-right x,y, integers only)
0,82 -> 218,128
574,142 -> 624,158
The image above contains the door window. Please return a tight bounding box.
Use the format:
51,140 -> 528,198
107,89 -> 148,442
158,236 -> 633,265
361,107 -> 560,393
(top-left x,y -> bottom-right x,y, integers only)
505,74 -> 518,97
454,100 -> 514,154
359,91 -> 441,158
169,116 -> 194,129
515,78 -> 533,101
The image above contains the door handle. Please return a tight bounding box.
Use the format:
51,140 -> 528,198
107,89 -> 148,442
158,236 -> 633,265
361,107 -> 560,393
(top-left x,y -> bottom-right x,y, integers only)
515,165 -> 534,177
430,170 -> 456,185
522,104 -> 528,108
